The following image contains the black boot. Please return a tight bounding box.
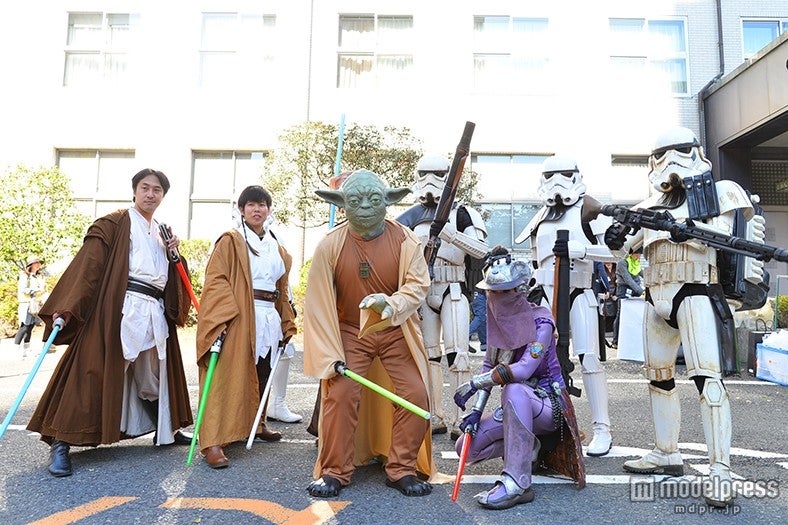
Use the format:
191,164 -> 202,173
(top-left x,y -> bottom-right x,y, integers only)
48,440 -> 73,477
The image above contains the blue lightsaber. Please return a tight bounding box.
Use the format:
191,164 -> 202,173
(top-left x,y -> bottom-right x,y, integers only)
0,317 -> 65,440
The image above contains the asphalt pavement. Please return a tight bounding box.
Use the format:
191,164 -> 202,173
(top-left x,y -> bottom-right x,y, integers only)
0,326 -> 785,524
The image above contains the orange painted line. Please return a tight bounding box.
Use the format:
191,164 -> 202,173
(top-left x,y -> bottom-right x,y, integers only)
161,497 -> 350,525
28,496 -> 137,525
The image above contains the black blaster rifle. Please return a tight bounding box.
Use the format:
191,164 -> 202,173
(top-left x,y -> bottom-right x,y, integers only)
423,121 -> 475,278
598,204 -> 788,263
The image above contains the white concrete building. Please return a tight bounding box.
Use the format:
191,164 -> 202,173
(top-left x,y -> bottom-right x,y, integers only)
0,1 -> 786,276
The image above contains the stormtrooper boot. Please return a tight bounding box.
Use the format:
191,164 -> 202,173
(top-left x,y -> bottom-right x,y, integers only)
448,352 -> 471,440
267,355 -> 302,423
623,384 -> 684,476
428,360 -> 447,435
700,379 -> 734,508
582,370 -> 613,456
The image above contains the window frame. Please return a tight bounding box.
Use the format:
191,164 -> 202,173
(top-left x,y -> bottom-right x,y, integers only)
189,150 -> 270,238
198,12 -> 277,88
56,149 -> 136,217
63,12 -> 134,87
336,14 -> 414,89
609,16 -> 690,97
472,15 -> 550,94
742,18 -> 788,58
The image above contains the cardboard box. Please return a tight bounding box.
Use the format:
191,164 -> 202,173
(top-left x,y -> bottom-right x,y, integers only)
755,343 -> 788,386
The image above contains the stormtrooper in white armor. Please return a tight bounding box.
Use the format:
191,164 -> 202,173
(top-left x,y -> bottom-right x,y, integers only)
397,154 -> 489,439
604,127 -> 766,508
515,155 -> 617,457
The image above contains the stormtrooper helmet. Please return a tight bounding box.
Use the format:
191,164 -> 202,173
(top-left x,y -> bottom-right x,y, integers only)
476,248 -> 532,291
538,155 -> 586,207
414,154 -> 450,205
648,127 -> 712,194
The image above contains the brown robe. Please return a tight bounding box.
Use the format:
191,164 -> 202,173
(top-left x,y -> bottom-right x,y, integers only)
303,219 -> 436,480
27,209 -> 193,446
195,230 -> 296,450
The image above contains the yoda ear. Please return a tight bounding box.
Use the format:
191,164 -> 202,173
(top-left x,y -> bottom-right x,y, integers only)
386,187 -> 412,205
315,189 -> 345,208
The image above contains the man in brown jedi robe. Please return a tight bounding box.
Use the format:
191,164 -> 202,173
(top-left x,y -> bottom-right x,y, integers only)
195,185 -> 296,468
303,169 -> 435,498
27,168 -> 194,477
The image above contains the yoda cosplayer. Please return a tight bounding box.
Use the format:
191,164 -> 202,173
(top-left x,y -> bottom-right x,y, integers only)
303,169 -> 435,498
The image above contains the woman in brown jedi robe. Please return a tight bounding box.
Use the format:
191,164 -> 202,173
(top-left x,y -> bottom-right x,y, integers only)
196,185 -> 296,468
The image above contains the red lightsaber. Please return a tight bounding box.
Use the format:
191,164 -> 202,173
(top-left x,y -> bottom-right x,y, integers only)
159,223 -> 200,312
452,431 -> 472,502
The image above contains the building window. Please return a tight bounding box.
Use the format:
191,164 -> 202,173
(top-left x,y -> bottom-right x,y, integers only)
56,150 -> 136,217
743,19 -> 788,58
64,12 -> 136,87
473,16 -> 549,93
469,153 -> 547,252
609,18 -> 688,95
199,12 -> 276,88
479,203 -> 542,254
337,15 -> 413,89
190,151 -> 268,238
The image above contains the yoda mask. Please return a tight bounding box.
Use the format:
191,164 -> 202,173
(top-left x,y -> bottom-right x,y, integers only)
315,169 -> 412,318
315,169 -> 411,240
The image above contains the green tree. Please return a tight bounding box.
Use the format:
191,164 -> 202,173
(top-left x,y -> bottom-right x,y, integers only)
0,165 -> 90,282
263,121 -> 480,264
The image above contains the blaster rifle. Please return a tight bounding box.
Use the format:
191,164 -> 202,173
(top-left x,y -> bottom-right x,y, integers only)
599,205 -> 788,263
424,121 -> 475,278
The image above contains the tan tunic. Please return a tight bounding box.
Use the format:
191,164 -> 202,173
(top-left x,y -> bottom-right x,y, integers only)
195,230 -> 296,450
303,219 -> 436,479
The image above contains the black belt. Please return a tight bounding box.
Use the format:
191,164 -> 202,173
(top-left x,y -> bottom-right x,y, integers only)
253,289 -> 279,302
127,278 -> 164,300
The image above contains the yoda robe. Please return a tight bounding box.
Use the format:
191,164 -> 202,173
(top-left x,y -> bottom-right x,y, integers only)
303,219 -> 436,480
195,229 -> 296,450
27,209 -> 193,446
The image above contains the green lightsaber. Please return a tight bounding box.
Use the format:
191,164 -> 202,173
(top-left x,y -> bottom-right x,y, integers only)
334,362 -> 430,420
187,334 -> 224,465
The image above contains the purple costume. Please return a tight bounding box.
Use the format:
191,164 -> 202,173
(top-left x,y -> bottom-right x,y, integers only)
455,289 -> 563,497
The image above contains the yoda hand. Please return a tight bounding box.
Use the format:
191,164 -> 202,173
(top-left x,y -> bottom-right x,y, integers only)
359,294 -> 393,320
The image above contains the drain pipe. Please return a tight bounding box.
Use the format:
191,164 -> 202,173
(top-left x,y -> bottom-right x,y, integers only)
698,0 -> 725,150
305,0 -> 314,122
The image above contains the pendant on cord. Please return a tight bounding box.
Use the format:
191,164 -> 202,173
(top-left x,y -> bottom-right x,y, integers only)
359,261 -> 371,279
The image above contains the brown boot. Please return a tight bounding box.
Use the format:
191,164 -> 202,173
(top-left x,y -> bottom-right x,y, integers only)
202,445 -> 229,469
254,424 -> 282,442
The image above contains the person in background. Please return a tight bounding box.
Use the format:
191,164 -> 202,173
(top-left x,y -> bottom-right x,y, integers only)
611,251 -> 644,349
14,255 -> 47,359
468,290 -> 488,352
27,168 -> 194,478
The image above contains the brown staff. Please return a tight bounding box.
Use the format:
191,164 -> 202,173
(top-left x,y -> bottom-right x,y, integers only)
553,229 -> 580,397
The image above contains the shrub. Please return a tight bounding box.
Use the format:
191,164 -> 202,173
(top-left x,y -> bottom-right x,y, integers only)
180,239 -> 212,326
291,258 -> 312,334
0,281 -> 17,337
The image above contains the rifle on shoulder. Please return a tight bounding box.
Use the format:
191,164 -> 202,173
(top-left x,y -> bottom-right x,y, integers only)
424,121 -> 475,278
